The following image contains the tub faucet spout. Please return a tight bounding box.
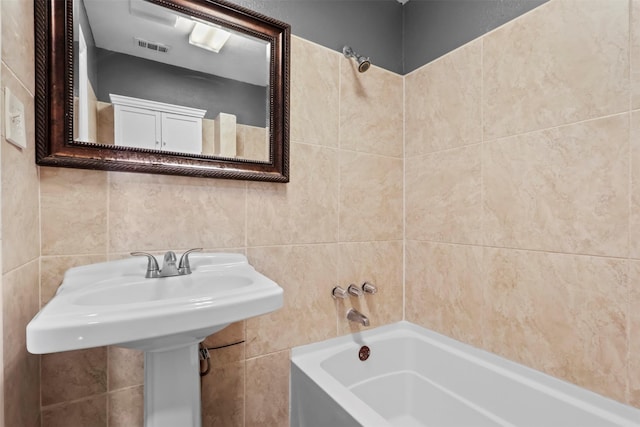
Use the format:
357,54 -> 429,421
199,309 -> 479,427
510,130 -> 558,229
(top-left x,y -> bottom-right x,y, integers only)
347,309 -> 370,327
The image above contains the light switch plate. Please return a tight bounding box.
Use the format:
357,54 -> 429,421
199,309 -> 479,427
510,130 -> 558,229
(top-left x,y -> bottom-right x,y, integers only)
5,87 -> 27,149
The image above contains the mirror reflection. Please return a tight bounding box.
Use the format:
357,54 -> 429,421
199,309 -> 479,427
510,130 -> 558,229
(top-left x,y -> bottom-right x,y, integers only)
73,0 -> 271,162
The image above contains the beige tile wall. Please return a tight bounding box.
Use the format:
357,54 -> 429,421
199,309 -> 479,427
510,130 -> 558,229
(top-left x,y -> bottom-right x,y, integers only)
5,0 -> 640,425
405,0 -> 640,408
36,36 -> 403,426
2,0 -> 41,426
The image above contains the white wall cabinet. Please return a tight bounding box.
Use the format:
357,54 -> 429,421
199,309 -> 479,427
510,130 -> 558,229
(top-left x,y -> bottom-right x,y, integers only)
110,94 -> 206,154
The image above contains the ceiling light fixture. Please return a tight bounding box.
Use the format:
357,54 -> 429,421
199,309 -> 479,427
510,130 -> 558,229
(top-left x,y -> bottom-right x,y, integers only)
188,22 -> 231,53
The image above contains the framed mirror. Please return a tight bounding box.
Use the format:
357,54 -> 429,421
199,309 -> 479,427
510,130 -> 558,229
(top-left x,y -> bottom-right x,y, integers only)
35,0 -> 290,182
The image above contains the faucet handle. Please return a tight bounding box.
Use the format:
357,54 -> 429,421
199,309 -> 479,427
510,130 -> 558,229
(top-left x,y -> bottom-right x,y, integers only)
178,248 -> 203,274
362,281 -> 377,294
347,284 -> 363,297
131,252 -> 160,278
332,286 -> 348,299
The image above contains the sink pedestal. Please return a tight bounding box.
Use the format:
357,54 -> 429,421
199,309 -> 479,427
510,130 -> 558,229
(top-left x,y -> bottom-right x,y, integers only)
144,343 -> 201,427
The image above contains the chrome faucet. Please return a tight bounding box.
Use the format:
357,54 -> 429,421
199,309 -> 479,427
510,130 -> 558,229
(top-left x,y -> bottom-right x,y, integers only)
347,308 -> 370,327
131,248 -> 202,278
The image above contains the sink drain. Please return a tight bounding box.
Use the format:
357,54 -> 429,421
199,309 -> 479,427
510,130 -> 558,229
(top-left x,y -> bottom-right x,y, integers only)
359,345 -> 370,361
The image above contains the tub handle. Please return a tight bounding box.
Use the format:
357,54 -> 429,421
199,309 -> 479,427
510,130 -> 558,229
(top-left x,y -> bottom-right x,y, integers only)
362,281 -> 377,294
348,284 -> 363,297
332,286 -> 348,299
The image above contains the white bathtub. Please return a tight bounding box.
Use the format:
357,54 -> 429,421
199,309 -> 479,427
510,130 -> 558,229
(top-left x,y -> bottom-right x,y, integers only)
290,321 -> 640,427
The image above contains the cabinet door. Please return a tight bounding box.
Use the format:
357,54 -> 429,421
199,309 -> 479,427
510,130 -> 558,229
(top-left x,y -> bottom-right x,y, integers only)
161,112 -> 202,155
114,106 -> 161,150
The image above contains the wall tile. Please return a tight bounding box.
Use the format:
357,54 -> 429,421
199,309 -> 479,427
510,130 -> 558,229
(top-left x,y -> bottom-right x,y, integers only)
405,144 -> 482,244
108,347 -> 143,391
41,168 -> 108,256
201,347 -> 244,427
630,111 -> 640,259
41,255 -> 107,306
483,0 -> 629,140
245,350 -> 289,427
405,241 -> 484,347
484,248 -> 628,401
109,173 -> 246,252
337,241 -> 403,334
41,347 -> 107,406
202,321 -> 245,362
2,65 -> 39,273
339,151 -> 402,242
41,395 -> 107,427
108,386 -> 143,427
1,0 -> 34,94
247,143 -> 338,246
631,313 -> 640,407
405,40 -> 482,157
246,245 -> 338,358
629,261 -> 640,406
484,114 -> 628,257
632,0 -> 640,109
340,63 -> 403,158
3,260 -> 39,427
291,36 -> 339,147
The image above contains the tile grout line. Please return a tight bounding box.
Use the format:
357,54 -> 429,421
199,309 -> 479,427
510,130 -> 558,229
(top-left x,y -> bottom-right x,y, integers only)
479,35 -> 487,349
402,66 -> 406,321
627,0 -> 633,405
337,53 -> 342,335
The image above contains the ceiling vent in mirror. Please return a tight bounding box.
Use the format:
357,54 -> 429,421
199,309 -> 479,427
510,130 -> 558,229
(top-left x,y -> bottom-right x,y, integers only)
135,38 -> 170,53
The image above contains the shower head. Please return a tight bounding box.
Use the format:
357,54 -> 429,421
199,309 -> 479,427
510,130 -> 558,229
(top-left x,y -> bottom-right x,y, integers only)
343,45 -> 371,73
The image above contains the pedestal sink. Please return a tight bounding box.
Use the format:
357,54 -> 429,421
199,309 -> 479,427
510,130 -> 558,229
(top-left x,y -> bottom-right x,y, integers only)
26,252 -> 283,427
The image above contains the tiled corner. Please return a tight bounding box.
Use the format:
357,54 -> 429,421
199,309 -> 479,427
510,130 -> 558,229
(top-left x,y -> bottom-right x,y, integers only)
339,151 -> 402,242
290,36 -> 339,147
483,114 -> 629,257
405,241 -> 484,347
108,172 -> 246,252
108,346 -> 143,391
337,241 -> 403,334
405,39 -> 482,157
40,168 -> 108,256
108,386 -> 143,427
40,255 -> 107,306
483,0 -> 629,140
340,62 -> 403,158
41,395 -> 107,427
3,260 -> 40,427
245,244 -> 338,358
2,64 -> 39,273
41,347 -> 107,406
405,144 -> 482,244
1,0 -> 35,94
247,143 -> 339,246
245,350 -> 290,427
484,248 -> 628,402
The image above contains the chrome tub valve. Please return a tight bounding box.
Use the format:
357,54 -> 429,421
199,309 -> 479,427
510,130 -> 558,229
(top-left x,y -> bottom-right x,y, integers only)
332,286 -> 348,299
347,284 -> 363,297
362,281 -> 377,294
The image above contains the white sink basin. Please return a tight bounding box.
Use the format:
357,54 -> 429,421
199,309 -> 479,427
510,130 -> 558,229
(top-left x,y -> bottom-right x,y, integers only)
26,252 -> 283,353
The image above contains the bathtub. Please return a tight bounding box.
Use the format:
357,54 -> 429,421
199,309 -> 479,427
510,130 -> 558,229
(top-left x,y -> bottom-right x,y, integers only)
290,321 -> 640,427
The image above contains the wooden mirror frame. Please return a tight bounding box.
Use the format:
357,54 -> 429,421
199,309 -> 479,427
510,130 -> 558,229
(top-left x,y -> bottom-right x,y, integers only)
34,0 -> 290,182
